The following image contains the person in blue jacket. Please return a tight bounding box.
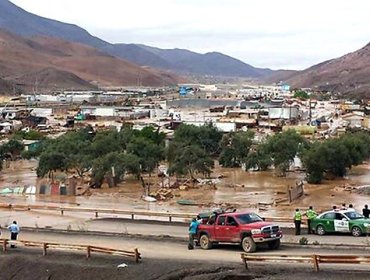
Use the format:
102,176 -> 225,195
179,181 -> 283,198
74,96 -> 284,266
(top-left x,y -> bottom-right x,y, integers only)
188,218 -> 200,250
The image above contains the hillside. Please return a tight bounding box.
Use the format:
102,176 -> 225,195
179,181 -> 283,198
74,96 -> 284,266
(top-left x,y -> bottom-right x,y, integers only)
0,0 -> 274,78
0,29 -> 180,92
277,43 -> 370,95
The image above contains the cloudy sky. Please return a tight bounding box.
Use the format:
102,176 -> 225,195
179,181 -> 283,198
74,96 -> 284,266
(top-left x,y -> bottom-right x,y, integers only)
11,0 -> 370,70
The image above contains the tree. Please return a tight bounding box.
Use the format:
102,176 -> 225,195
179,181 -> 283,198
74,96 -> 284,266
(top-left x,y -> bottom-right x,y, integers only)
244,143 -> 272,171
90,130 -> 121,158
301,143 -> 326,183
294,90 -> 309,100
168,144 -> 214,180
173,124 -> 222,156
264,130 -> 307,176
219,131 -> 254,167
91,152 -> 141,187
37,151 -> 67,178
127,137 -> 164,176
301,132 -> 370,183
0,139 -> 25,160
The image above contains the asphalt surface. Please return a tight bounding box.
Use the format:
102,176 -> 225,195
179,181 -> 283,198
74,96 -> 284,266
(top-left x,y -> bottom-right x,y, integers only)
2,209 -> 370,247
3,230 -> 370,264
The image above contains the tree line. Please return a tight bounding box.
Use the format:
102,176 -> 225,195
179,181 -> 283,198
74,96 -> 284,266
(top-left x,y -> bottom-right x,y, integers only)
2,124 -> 370,185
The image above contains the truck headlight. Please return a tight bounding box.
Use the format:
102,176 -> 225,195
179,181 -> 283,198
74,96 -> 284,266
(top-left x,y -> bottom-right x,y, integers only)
364,223 -> 370,227
251,229 -> 261,234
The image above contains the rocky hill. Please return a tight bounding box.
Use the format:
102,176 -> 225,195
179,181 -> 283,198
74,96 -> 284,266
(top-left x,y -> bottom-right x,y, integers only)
0,29 -> 180,92
276,43 -> 370,95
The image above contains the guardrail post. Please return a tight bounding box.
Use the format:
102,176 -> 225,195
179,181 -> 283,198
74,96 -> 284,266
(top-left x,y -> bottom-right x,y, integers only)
131,214 -> 135,220
312,254 -> 319,272
169,215 -> 172,223
61,209 -> 64,215
134,248 -> 140,263
95,211 -> 98,218
43,243 -> 48,256
86,246 -> 91,259
3,239 -> 7,252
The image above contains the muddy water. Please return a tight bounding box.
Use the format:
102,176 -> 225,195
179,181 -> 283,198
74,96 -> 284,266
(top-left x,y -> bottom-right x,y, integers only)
0,160 -> 370,217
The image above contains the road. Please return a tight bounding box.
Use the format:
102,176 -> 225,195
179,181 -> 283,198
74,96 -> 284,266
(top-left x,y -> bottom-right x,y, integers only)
2,208 -> 370,247
3,230 -> 370,264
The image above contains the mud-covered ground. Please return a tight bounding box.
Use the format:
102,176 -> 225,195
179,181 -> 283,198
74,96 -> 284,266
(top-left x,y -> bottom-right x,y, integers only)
0,248 -> 369,280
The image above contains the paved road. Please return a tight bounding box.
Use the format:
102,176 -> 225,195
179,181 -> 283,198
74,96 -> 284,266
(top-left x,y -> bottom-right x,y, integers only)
3,230 -> 370,264
2,209 -> 370,247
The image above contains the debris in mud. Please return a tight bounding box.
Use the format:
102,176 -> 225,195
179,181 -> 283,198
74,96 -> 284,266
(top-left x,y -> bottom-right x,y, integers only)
334,184 -> 366,193
354,185 -> 370,195
150,188 -> 173,201
179,185 -> 188,191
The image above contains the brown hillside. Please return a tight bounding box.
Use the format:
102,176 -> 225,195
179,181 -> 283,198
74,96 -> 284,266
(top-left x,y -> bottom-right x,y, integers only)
0,29 -> 180,92
282,43 -> 370,95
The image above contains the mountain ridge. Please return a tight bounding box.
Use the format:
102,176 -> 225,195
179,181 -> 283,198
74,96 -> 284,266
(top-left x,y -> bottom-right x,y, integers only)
1,0 -> 273,78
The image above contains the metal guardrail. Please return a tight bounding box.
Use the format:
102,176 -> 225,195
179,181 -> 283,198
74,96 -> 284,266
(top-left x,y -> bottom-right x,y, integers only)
0,238 -> 141,263
241,253 -> 370,272
0,203 -> 308,225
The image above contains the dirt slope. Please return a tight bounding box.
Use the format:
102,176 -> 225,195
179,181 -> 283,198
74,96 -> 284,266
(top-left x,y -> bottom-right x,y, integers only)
281,42 -> 370,95
0,29 -> 180,92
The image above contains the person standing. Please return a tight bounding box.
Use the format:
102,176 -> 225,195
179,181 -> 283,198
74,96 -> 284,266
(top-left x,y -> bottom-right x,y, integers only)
363,205 -> 370,218
294,209 -> 302,236
188,218 -> 200,250
305,206 -> 317,234
8,221 -> 20,248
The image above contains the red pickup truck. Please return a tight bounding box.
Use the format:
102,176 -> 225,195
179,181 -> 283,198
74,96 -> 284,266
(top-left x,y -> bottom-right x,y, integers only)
197,211 -> 282,253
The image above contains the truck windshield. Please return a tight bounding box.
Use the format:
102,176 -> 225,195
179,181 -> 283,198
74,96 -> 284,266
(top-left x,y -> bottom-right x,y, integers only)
236,213 -> 263,224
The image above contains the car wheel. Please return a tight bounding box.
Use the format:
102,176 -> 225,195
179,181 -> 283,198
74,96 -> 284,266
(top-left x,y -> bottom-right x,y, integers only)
351,226 -> 362,237
199,234 -> 213,250
316,225 -> 326,236
268,239 -> 281,250
242,236 -> 257,253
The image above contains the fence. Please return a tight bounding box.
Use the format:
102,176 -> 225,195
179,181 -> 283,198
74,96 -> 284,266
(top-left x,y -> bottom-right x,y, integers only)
241,253 -> 370,272
287,181 -> 304,203
0,203 -> 308,225
0,239 -> 141,263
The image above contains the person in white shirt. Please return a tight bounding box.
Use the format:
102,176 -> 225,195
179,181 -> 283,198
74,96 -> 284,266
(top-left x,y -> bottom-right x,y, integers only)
8,221 -> 20,248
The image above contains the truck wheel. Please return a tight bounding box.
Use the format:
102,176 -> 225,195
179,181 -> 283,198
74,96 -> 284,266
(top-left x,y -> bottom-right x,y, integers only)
199,234 -> 213,250
351,226 -> 362,237
242,236 -> 256,253
267,239 -> 280,250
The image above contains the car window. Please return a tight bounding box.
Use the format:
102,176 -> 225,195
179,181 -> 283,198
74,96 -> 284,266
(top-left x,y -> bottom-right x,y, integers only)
344,211 -> 364,220
227,216 -> 237,226
217,216 -> 226,225
335,213 -> 345,220
322,212 -> 335,219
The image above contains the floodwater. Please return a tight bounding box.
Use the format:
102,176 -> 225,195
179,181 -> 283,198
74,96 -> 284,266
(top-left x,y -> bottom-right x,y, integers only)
0,159 -> 370,217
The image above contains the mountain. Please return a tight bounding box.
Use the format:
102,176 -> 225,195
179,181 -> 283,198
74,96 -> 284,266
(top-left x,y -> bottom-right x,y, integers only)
0,0 -> 273,78
0,29 -> 180,92
134,45 -> 273,77
275,43 -> 370,95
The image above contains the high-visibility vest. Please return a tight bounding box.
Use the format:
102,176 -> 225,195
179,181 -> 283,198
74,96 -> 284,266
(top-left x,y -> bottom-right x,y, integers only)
294,211 -> 302,221
306,209 -> 317,220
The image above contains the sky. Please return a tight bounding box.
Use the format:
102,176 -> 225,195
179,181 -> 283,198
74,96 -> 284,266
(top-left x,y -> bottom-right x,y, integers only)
11,0 -> 370,70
